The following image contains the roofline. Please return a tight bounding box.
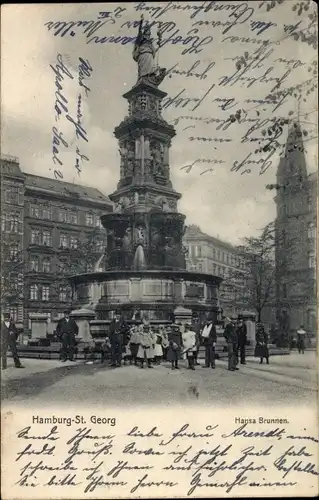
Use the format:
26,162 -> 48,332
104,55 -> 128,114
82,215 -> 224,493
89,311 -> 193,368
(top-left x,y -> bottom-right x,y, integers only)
185,229 -> 238,251
24,185 -> 113,208
25,173 -> 109,196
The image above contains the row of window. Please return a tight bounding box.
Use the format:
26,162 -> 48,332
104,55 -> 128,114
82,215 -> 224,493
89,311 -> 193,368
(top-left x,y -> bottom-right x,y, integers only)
29,204 -> 102,227
187,262 -> 242,279
188,245 -> 245,268
31,229 -> 79,248
29,284 -> 70,302
1,212 -> 23,233
30,205 -> 52,220
31,229 -> 52,246
30,256 -> 51,273
4,186 -> 23,205
30,228 -> 105,251
5,244 -> 22,261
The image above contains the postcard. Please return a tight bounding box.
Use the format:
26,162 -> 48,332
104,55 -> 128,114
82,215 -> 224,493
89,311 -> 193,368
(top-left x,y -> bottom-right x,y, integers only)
1,1 -> 318,498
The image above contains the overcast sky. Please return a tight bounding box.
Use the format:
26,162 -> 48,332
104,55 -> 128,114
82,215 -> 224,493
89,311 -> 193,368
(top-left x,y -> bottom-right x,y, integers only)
1,2 -> 317,244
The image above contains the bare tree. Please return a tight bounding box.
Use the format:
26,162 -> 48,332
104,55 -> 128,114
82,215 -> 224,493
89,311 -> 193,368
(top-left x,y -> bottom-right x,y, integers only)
1,243 -> 24,309
222,222 -> 298,324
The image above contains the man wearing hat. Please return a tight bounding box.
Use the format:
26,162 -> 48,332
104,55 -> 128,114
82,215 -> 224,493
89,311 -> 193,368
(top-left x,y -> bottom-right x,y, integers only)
167,323 -> 182,370
56,310 -> 79,362
201,313 -> 217,369
224,317 -> 239,371
1,312 -> 24,369
109,310 -> 129,368
236,315 -> 247,365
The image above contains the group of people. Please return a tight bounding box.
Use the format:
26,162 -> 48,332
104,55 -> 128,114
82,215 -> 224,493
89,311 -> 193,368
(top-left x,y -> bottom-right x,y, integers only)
223,316 -> 250,371
96,311 -> 221,371
1,307 -> 309,371
103,310 -> 202,370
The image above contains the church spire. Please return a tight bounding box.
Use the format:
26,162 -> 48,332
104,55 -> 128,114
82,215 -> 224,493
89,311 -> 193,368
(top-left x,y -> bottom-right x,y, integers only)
277,120 -> 308,186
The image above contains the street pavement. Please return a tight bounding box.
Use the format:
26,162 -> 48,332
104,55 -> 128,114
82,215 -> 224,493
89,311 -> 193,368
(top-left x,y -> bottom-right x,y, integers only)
1,351 -> 317,409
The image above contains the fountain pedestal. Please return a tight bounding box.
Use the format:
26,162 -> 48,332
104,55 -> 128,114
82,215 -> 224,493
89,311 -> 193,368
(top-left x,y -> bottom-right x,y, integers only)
70,308 -> 96,343
174,306 -> 192,327
30,313 -> 48,339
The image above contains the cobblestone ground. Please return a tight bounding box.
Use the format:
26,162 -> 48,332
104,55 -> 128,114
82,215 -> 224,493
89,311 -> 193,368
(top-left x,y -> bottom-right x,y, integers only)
1,351 -> 317,409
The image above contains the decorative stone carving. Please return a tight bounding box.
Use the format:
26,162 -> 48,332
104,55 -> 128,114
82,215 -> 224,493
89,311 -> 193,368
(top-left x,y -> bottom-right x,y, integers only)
135,225 -> 145,244
150,140 -> 165,177
126,141 -> 135,177
155,195 -> 170,212
114,197 -> 130,213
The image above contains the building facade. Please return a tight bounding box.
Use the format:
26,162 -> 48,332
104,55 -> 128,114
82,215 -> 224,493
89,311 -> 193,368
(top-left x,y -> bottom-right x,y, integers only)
275,123 -> 317,336
184,225 -> 248,317
1,155 -> 25,324
1,156 -> 113,330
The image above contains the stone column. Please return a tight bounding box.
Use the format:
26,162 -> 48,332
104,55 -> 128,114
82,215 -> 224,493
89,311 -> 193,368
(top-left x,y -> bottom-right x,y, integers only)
70,308 -> 96,343
241,311 -> 256,346
174,306 -> 192,327
174,279 -> 184,303
29,313 -> 48,339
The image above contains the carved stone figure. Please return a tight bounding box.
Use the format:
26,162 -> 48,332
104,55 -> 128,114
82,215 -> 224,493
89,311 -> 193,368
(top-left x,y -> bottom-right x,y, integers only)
118,142 -> 127,178
114,200 -> 123,213
132,16 -> 166,86
150,142 -> 164,177
126,141 -> 135,177
135,225 -> 145,244
114,197 -> 129,213
122,227 -> 132,250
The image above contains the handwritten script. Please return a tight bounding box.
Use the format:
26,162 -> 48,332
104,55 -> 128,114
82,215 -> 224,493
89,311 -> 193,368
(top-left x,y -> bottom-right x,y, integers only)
4,413 -> 318,498
43,1 -> 318,179
50,54 -> 93,180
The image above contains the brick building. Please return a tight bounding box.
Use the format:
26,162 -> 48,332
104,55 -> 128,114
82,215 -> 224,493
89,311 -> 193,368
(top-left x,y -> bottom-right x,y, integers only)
1,156 -> 113,330
275,123 -> 317,336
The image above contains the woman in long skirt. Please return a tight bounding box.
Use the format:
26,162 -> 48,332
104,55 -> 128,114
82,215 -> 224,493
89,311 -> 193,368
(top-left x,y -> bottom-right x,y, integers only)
254,323 -> 269,364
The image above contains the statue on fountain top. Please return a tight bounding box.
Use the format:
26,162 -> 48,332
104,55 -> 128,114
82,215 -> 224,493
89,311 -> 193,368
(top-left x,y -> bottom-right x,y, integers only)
133,15 -> 166,87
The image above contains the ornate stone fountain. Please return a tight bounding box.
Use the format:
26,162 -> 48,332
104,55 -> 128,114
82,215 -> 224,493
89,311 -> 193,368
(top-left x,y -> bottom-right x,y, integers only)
69,17 -> 222,333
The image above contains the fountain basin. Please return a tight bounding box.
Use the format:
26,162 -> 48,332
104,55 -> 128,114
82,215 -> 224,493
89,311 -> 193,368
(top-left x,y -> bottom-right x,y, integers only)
69,269 -> 222,322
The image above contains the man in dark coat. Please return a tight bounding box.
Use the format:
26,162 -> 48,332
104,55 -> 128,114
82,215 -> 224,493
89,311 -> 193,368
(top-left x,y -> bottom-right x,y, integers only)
236,316 -> 247,365
191,315 -> 201,366
224,317 -> 239,371
108,310 -> 129,368
201,314 -> 217,369
167,323 -> 182,370
56,310 -> 79,361
1,312 -> 24,370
